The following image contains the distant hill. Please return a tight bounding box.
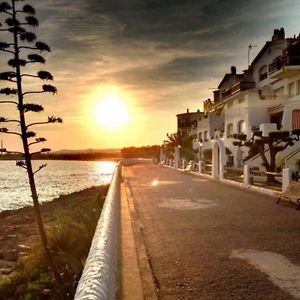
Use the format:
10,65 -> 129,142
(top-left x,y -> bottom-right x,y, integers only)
52,149 -> 121,155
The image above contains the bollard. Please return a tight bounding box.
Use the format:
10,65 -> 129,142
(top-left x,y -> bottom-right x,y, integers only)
282,168 -> 292,192
243,165 -> 250,186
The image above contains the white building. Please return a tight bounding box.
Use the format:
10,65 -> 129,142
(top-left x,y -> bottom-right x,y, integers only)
193,28 -> 300,170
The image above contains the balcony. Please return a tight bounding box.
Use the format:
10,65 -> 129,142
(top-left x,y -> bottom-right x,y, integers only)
221,81 -> 255,100
269,55 -> 300,79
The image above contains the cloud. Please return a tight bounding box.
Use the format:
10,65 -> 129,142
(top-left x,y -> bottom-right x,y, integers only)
1,0 -> 300,149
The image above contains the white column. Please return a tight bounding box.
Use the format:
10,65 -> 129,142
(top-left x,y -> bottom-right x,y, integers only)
160,148 -> 164,163
198,161 -> 203,174
219,163 -> 224,181
243,165 -> 250,186
282,168 -> 292,192
174,146 -> 180,169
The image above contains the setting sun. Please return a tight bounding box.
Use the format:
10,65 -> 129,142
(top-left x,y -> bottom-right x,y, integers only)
94,90 -> 130,130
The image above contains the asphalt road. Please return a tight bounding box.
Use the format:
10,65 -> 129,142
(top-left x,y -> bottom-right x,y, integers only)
124,164 -> 300,300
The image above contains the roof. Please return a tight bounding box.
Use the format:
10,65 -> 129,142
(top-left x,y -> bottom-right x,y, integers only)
176,111 -> 203,117
217,73 -> 244,89
250,41 -> 272,67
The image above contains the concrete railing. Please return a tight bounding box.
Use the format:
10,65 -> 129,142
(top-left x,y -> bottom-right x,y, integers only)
74,158 -> 153,299
74,164 -> 121,300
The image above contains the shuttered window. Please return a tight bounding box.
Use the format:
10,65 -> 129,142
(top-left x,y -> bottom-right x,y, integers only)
292,110 -> 300,129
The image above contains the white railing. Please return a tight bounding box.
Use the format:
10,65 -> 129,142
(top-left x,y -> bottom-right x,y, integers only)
74,158 -> 153,299
74,164 -> 121,300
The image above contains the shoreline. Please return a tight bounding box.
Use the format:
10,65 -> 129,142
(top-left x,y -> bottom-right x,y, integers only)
0,185 -> 109,281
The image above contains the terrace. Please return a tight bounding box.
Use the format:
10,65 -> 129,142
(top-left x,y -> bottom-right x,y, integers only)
269,54 -> 300,79
221,81 -> 255,100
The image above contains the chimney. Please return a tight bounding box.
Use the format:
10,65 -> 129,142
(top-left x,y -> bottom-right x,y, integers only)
279,27 -> 285,39
187,108 -> 189,113
231,66 -> 236,75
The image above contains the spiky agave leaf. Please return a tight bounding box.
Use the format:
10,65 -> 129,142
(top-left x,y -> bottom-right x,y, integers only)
23,4 -> 35,15
0,2 -> 11,12
35,41 -> 51,52
25,16 -> 38,27
8,26 -> 26,34
0,127 -> 8,133
27,54 -> 45,63
16,160 -> 26,168
20,31 -> 36,42
8,58 -> 27,67
48,116 -> 63,123
37,71 -> 53,81
35,137 -> 47,143
42,84 -> 57,94
0,87 -> 17,95
0,42 -> 10,50
0,72 -> 16,80
21,103 -> 44,113
5,18 -> 20,27
26,131 -> 36,138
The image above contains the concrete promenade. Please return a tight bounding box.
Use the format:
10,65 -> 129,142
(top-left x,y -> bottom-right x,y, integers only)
120,164 -> 300,300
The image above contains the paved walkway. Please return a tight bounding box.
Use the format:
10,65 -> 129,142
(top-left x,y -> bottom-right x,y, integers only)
122,164 -> 300,300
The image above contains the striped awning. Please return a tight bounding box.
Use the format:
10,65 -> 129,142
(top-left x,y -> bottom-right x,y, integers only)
292,110 -> 300,129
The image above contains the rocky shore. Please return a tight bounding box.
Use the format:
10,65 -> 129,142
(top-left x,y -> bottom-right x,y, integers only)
0,185 -> 109,283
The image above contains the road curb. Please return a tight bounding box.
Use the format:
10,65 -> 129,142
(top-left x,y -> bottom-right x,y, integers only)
122,167 -> 158,300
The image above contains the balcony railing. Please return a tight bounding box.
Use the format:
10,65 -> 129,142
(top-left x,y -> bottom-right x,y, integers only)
222,81 -> 255,100
269,55 -> 300,75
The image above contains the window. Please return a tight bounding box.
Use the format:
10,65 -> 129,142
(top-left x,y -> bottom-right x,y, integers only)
274,87 -> 284,96
227,123 -> 233,137
292,110 -> 300,130
198,132 -> 202,142
270,112 -> 283,130
297,80 -> 300,95
237,120 -> 246,134
204,131 -> 208,141
259,65 -> 268,81
288,82 -> 295,97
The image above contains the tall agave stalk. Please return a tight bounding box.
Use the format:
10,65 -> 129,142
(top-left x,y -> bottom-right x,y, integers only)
0,0 -> 64,290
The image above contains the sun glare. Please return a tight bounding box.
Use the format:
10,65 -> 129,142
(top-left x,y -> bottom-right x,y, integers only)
95,90 -> 130,130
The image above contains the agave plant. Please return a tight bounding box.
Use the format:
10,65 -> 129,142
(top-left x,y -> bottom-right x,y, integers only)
0,0 -> 65,293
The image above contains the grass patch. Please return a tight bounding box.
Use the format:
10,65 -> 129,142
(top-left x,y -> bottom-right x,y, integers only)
0,185 -> 109,300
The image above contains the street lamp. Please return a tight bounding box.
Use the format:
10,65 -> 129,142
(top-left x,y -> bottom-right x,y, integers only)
198,141 -> 203,162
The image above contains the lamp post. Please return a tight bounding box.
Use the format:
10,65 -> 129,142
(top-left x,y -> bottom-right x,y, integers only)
198,141 -> 203,161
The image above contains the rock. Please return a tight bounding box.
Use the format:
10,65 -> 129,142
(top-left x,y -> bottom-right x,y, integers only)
0,259 -> 16,268
5,249 -> 18,261
41,289 -> 52,296
18,244 -> 31,250
0,267 -> 13,275
14,284 -> 27,297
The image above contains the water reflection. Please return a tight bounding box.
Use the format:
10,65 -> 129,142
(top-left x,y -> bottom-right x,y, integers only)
0,160 -> 117,211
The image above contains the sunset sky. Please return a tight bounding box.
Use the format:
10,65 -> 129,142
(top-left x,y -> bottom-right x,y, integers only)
1,0 -> 300,150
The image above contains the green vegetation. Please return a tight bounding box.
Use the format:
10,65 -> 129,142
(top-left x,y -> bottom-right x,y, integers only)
121,145 -> 160,159
163,132 -> 196,161
0,186 -> 108,300
233,130 -> 300,183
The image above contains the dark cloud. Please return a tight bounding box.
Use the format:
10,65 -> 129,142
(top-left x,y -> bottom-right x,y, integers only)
1,0 -> 300,148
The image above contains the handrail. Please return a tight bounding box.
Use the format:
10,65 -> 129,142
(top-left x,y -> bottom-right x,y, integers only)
74,164 -> 121,300
285,147 -> 300,165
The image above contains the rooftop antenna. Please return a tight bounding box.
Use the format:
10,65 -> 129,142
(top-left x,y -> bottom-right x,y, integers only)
248,44 -> 258,67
